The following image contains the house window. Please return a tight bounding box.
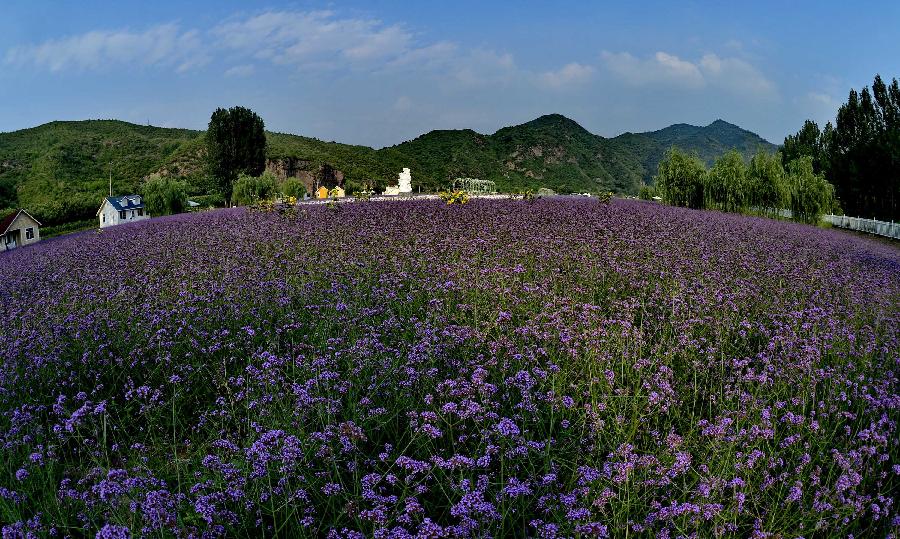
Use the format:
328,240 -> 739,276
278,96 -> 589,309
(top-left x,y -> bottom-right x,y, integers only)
102,214 -> 105,223
119,210 -> 126,219
138,208 -> 143,216
25,228 -> 34,240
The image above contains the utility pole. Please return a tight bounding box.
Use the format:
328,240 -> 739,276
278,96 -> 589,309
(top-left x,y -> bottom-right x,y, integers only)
108,162 -> 113,197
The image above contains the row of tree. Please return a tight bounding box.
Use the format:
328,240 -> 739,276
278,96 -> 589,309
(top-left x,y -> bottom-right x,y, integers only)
139,106 -> 270,215
654,147 -> 836,224
783,74 -> 900,221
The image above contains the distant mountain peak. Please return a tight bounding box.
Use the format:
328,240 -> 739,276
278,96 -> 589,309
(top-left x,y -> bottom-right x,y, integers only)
535,113 -> 570,121
511,114 -> 592,137
523,113 -> 581,127
707,119 -> 741,130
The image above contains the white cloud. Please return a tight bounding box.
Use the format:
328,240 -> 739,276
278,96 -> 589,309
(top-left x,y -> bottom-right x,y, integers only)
451,49 -> 517,86
393,95 -> 413,111
538,62 -> 594,89
724,39 -> 744,51
4,23 -> 208,72
4,9 -> 519,88
601,50 -> 776,99
698,53 -> 776,98
797,91 -> 840,126
211,11 -> 518,86
806,91 -> 838,107
601,51 -> 704,88
389,41 -> 458,68
224,64 -> 255,78
212,10 -> 413,69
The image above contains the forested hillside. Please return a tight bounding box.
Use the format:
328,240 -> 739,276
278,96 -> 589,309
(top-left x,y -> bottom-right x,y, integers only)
0,114 -> 776,225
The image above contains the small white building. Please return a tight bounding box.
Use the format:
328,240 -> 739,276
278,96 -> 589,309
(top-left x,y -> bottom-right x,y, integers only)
97,195 -> 150,229
1,209 -> 41,251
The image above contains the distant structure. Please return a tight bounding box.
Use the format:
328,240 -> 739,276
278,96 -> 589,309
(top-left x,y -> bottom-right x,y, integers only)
97,195 -> 149,229
1,209 -> 41,251
384,168 -> 413,196
453,177 -> 496,195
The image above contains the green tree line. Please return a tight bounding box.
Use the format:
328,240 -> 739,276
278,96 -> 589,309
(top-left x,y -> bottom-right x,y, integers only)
783,74 -> 900,220
654,147 -> 836,224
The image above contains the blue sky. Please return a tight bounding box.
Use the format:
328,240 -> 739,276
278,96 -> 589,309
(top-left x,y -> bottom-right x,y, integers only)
1,1 -> 898,147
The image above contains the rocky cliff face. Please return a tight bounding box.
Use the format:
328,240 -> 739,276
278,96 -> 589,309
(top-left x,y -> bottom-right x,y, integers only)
147,153 -> 347,195
265,158 -> 345,193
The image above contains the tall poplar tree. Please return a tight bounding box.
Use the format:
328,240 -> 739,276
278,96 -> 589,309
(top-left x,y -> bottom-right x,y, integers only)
206,107 -> 267,203
785,74 -> 900,220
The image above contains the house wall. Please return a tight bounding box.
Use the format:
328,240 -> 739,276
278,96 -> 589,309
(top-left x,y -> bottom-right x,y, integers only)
99,202 -> 150,228
99,203 -> 119,228
124,208 -> 150,224
2,212 -> 40,251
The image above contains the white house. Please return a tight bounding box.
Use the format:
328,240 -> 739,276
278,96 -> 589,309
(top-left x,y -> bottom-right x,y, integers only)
1,209 -> 41,251
97,195 -> 150,228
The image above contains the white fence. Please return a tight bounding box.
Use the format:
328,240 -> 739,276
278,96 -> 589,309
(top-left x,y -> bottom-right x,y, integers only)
823,214 -> 900,240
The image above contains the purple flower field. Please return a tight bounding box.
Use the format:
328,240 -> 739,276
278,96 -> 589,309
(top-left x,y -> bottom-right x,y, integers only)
0,198 -> 898,538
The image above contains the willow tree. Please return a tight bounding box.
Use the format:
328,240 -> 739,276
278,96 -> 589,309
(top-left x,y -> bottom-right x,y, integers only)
787,157 -> 835,224
706,150 -> 748,213
654,148 -> 706,209
143,175 -> 188,216
747,150 -> 787,217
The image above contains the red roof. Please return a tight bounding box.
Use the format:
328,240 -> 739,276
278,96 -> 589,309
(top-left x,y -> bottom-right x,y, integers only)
0,209 -> 42,234
0,211 -> 17,234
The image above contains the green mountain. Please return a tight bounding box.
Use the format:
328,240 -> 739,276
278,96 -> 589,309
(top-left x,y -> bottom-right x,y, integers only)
392,114 -> 644,194
386,114 -> 776,194
0,114 -> 776,225
613,119 -> 779,182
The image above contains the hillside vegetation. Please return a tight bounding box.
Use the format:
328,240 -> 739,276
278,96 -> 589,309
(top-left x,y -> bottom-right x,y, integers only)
0,115 -> 776,224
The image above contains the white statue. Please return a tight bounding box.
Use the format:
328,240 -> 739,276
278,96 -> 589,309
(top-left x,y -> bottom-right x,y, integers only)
384,168 -> 413,196
398,168 -> 412,193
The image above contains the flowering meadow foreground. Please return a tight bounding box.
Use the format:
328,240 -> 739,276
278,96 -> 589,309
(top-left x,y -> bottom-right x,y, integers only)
1,199 -> 898,538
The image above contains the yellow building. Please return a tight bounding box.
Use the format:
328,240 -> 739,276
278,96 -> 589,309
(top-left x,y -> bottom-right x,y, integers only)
317,186 -> 346,199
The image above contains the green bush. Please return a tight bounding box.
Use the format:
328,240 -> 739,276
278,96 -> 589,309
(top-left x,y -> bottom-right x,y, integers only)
30,194 -> 98,226
232,172 -> 277,206
189,193 -> 226,209
40,219 -> 96,238
637,184 -> 656,200
142,175 -> 188,216
280,178 -> 307,199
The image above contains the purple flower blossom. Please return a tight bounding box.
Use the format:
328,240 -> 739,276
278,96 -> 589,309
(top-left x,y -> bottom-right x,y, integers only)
96,524 -> 131,539
0,199 -> 896,537
495,418 -> 520,437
